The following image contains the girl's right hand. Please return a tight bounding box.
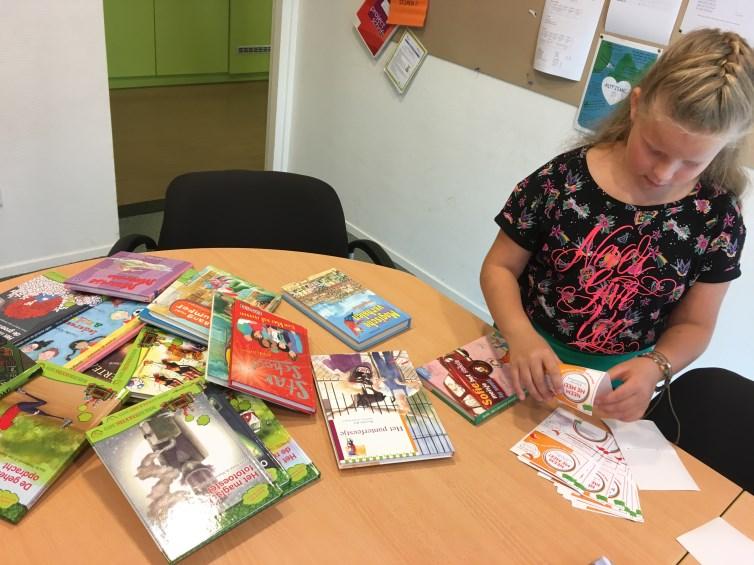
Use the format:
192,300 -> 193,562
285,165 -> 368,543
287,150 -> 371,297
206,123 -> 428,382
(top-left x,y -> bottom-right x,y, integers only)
507,331 -> 562,402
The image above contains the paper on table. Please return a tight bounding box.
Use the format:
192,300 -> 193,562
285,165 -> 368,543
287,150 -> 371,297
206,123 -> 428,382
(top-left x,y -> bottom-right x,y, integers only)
603,418 -> 698,490
677,517 -> 754,564
680,0 -> 754,46
604,0 -> 682,45
533,0 -> 605,81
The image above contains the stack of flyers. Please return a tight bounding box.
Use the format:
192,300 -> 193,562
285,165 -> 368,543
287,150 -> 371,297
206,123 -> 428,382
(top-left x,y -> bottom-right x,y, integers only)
511,408 -> 643,522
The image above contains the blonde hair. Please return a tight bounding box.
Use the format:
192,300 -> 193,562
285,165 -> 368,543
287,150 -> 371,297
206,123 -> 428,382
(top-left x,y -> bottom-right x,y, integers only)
587,29 -> 754,197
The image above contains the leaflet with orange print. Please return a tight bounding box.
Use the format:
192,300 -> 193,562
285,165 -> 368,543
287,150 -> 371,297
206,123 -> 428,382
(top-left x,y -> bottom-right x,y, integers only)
386,0 -> 429,27
554,363 -> 612,416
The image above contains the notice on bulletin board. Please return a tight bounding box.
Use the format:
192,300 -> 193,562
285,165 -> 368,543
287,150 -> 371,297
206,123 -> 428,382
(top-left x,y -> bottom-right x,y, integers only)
574,35 -> 661,133
385,30 -> 428,94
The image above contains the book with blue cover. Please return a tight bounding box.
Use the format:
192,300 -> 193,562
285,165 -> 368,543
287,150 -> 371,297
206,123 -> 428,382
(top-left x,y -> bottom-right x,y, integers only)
281,268 -> 411,351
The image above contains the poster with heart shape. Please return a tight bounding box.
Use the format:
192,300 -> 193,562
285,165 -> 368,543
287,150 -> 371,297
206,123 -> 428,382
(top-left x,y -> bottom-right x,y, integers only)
575,35 -> 661,133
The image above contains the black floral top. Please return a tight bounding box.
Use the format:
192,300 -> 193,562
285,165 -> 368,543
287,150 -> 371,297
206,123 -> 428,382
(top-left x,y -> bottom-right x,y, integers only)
495,146 -> 746,355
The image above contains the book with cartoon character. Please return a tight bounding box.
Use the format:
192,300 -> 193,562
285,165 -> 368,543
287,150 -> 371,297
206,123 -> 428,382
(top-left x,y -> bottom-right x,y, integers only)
0,345 -> 34,386
416,332 -> 519,425
281,268 -> 411,351
0,273 -> 102,346
145,265 -> 282,344
0,362 -> 129,523
64,251 -> 192,302
87,381 -> 282,563
122,326 -> 207,399
311,350 -> 454,468
228,301 -> 315,414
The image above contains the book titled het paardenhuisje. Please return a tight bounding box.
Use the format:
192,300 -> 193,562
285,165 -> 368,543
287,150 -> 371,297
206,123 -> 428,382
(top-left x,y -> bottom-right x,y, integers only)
64,252 -> 192,302
144,265 -> 282,344
416,332 -> 518,425
0,362 -> 129,524
311,350 -> 453,469
228,300 -> 316,414
0,272 -> 102,346
281,268 -> 410,351
86,381 -> 282,563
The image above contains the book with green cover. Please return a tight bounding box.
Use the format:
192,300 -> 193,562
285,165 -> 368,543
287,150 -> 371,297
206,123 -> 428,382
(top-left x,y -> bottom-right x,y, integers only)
87,382 -> 283,563
0,362 -> 129,523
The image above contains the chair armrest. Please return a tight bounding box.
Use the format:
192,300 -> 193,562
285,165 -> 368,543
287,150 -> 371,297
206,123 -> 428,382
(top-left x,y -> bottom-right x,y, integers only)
108,234 -> 158,256
347,239 -> 396,269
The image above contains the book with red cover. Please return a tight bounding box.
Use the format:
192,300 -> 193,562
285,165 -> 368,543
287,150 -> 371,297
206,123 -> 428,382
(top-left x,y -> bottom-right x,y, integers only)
355,0 -> 398,57
228,301 -> 315,414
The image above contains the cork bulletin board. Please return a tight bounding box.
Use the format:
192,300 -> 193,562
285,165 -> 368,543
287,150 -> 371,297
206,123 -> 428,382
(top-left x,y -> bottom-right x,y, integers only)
409,0 -> 754,168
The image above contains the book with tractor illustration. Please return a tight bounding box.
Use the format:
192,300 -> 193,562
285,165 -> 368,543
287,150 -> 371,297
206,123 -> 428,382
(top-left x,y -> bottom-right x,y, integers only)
0,345 -> 34,386
0,362 -> 129,524
145,265 -> 282,344
282,268 -> 410,351
64,251 -> 192,302
122,326 -> 207,399
21,297 -> 144,368
86,381 -> 283,563
416,332 -> 518,425
0,273 -> 103,346
311,350 -> 454,468
228,300 -> 315,414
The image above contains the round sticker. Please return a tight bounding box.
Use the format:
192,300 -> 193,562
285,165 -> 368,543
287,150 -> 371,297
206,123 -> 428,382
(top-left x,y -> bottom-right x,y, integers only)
561,371 -> 590,403
543,448 -> 577,472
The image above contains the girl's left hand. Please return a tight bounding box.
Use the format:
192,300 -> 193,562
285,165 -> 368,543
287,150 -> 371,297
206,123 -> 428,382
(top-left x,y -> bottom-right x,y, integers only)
595,357 -> 662,421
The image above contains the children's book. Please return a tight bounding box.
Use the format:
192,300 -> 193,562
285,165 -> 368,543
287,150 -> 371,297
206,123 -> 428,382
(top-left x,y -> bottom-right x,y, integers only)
205,293 -> 234,388
145,265 -> 282,344
416,332 -> 518,425
355,0 -> 398,57
0,273 -> 102,346
282,268 -> 411,351
64,252 -> 192,302
21,298 -> 144,368
228,301 -> 316,414
122,326 -> 207,399
0,362 -> 129,524
79,338 -> 138,384
311,350 -> 454,468
86,381 -> 283,563
63,315 -> 143,373
0,345 -> 34,386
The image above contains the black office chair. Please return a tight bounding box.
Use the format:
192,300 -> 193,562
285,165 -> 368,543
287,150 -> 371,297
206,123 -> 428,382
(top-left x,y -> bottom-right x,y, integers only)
109,170 -> 396,268
647,367 -> 754,493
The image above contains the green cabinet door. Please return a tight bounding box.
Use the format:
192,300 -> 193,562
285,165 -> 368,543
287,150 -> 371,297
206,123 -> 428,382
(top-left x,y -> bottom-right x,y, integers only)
103,0 -> 156,78
155,0 -> 229,75
229,0 -> 273,74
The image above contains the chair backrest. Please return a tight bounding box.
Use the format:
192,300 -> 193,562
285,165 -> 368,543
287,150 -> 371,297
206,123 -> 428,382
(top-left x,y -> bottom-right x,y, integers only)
157,170 -> 350,257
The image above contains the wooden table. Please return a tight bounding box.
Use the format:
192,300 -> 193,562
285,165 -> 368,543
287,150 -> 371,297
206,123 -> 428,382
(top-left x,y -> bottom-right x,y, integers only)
1,249 -> 743,564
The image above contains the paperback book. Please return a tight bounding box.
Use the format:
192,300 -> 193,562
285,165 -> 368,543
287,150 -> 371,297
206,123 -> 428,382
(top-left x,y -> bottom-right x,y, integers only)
145,265 -> 282,344
79,339 -> 136,384
22,298 -> 143,368
64,252 -> 192,302
0,273 -> 102,346
122,326 -> 207,399
228,301 -> 316,414
205,293 -> 234,388
282,268 -> 411,351
0,345 -> 34,386
86,381 -> 283,563
0,362 -> 129,523
416,332 -> 518,425
311,350 -> 454,468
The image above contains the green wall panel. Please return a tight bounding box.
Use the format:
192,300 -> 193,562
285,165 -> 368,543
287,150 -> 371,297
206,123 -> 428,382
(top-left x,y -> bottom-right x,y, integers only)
103,0 -> 156,78
229,0 -> 272,74
155,0 -> 229,75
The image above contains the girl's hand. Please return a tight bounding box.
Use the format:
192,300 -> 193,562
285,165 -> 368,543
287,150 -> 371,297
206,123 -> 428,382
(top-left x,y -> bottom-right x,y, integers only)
596,357 -> 661,421
507,331 -> 562,402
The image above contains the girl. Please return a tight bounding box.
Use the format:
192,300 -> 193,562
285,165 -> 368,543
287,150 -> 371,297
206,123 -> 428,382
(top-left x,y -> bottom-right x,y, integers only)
480,29 -> 752,421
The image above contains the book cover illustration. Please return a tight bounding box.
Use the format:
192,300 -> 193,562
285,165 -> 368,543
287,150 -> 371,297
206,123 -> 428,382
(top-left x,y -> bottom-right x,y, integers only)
0,345 -> 34,386
147,265 -> 282,343
0,274 -> 102,346
228,301 -> 315,414
81,339 -> 137,384
64,252 -> 192,302
0,362 -> 128,523
124,326 -> 207,399
21,298 -> 143,368
282,268 -> 410,350
355,0 -> 398,57
87,382 -> 282,563
311,350 -> 454,468
416,332 -> 518,425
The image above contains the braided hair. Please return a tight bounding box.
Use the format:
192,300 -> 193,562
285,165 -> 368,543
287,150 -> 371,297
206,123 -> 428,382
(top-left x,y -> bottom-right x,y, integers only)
587,29 -> 754,196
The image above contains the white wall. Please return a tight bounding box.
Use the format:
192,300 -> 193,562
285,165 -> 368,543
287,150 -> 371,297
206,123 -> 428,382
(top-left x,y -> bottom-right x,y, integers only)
0,2 -> 119,278
283,1 -> 754,377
